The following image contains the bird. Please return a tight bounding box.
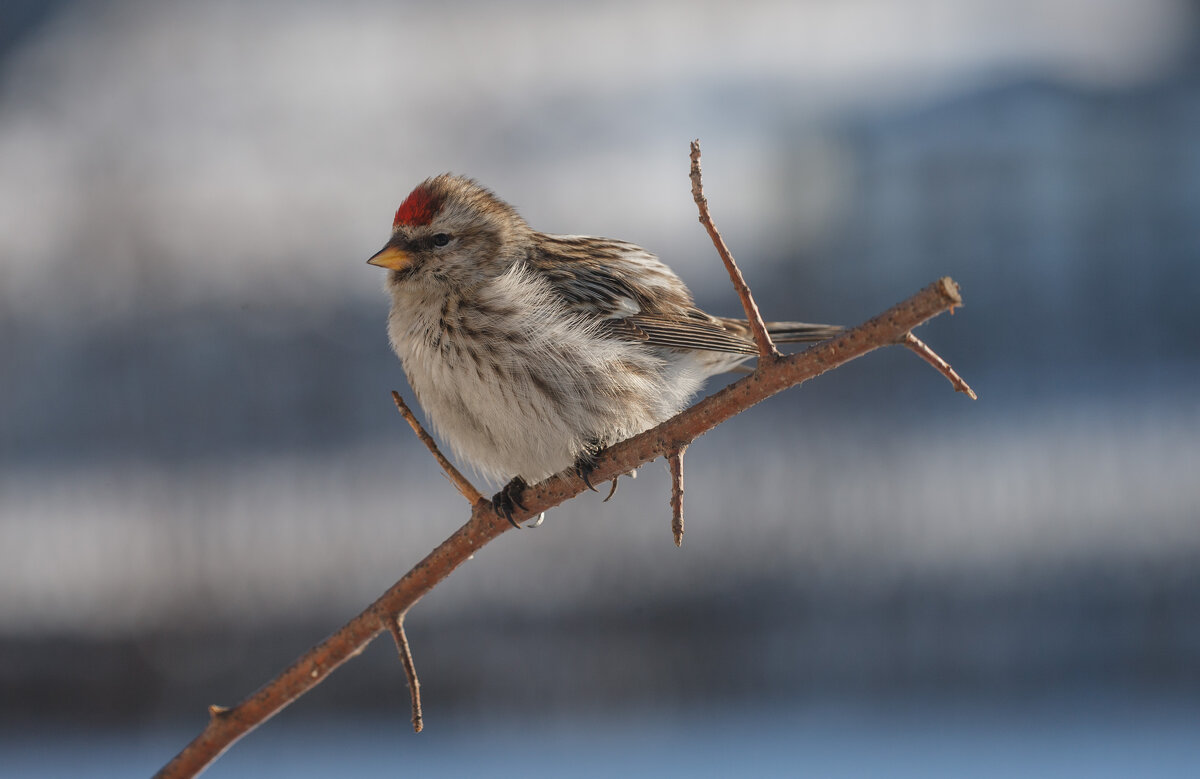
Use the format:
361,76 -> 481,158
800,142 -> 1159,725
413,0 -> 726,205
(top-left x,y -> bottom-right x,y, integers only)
367,174 -> 839,526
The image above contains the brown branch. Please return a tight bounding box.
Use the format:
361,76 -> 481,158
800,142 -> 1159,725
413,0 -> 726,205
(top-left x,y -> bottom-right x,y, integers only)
667,448 -> 686,547
154,274 -> 966,779
902,332 -> 978,400
689,140 -> 779,361
391,391 -> 485,505
387,615 -> 423,733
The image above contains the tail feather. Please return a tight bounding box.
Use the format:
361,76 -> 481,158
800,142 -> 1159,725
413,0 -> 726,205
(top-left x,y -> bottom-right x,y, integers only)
717,317 -> 842,344
764,320 -> 843,343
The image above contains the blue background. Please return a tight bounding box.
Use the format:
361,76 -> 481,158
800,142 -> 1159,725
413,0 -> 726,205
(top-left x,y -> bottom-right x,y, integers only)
1,1 -> 1198,775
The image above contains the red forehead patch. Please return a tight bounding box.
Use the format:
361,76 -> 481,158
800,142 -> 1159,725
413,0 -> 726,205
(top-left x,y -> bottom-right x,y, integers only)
393,184 -> 444,227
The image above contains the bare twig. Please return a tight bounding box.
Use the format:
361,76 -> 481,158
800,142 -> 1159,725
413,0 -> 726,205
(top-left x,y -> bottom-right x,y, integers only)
386,615 -> 423,733
902,332 -> 977,400
667,448 -> 686,547
392,391 -> 486,505
689,140 -> 779,361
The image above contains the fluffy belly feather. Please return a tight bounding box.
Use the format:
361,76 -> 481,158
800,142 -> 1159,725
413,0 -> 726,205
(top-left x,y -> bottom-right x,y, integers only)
397,330 -> 704,484
386,264 -> 711,484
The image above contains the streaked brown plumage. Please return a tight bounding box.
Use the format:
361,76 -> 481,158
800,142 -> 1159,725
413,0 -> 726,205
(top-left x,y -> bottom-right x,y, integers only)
368,175 -> 838,521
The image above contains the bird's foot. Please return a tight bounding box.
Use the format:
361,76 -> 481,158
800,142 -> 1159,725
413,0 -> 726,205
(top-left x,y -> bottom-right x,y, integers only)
573,443 -> 604,493
492,476 -> 528,529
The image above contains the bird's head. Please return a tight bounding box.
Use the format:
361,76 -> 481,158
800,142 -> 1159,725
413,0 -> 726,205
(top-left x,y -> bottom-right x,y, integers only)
368,174 -> 528,287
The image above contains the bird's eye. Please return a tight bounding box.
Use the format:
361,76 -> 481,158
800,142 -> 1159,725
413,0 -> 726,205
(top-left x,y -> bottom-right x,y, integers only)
432,233 -> 451,247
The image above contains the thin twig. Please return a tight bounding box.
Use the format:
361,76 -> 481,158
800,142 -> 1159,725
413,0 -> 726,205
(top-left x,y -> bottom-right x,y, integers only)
689,140 -> 779,361
392,391 -> 486,505
667,447 -> 686,547
902,332 -> 977,400
386,615 -> 423,733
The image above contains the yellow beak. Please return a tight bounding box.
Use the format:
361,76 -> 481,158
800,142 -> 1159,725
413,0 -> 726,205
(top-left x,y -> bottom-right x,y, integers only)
366,245 -> 412,271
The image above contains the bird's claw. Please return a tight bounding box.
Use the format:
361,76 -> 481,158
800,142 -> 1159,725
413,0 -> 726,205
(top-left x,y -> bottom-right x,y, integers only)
574,446 -> 601,493
602,469 -> 636,503
492,476 -> 528,529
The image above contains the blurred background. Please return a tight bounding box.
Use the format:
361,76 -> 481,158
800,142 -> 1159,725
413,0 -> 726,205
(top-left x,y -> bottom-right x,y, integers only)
2,0 -> 1199,776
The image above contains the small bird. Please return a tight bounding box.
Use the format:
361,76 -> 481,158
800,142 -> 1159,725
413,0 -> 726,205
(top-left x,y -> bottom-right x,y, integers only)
368,175 -> 838,524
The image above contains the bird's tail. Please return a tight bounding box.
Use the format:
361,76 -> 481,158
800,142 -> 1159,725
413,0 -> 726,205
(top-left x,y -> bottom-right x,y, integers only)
763,320 -> 843,343
717,317 -> 842,345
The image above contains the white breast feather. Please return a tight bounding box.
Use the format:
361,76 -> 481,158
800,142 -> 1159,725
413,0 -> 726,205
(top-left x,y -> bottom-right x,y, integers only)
389,262 -> 708,484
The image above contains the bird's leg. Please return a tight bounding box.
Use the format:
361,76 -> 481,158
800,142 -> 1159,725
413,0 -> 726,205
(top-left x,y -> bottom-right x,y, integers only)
491,476 -> 528,529
573,439 -> 605,493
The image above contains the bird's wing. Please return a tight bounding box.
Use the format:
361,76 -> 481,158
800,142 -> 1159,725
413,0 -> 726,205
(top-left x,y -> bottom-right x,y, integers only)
609,312 -> 760,354
529,234 -> 764,354
529,234 -> 840,353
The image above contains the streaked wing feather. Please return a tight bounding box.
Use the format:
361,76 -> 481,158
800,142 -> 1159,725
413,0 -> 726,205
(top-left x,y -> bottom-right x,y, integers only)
625,317 -> 841,354
620,314 -> 758,354
528,234 -> 839,354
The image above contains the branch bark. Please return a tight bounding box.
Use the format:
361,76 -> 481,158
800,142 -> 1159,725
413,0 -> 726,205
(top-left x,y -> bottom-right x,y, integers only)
154,274 -> 966,779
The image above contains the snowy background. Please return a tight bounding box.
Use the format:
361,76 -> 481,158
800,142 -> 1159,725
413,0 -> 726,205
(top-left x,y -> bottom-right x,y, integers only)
2,1 -> 1199,776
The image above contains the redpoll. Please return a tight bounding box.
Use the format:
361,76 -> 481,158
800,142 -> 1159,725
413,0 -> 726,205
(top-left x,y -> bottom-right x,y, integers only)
368,175 -> 838,523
